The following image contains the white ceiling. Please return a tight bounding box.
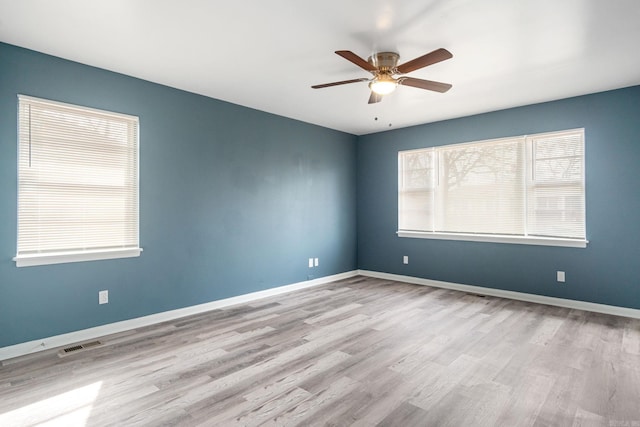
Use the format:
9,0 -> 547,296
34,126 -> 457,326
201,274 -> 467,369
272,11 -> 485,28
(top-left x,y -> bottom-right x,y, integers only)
1,0 -> 639,135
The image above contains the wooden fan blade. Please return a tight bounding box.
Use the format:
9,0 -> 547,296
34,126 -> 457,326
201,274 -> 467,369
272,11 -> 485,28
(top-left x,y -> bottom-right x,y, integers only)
396,48 -> 452,74
335,50 -> 377,72
399,77 -> 452,93
368,92 -> 383,104
311,78 -> 369,89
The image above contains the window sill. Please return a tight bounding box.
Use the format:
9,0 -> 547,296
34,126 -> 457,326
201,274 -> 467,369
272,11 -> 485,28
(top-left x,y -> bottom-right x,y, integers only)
13,248 -> 143,267
397,231 -> 588,248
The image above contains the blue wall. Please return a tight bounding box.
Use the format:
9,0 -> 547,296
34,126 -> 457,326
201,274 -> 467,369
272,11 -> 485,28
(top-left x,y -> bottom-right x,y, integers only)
2,41 -> 639,350
357,86 -> 640,309
0,43 -> 357,348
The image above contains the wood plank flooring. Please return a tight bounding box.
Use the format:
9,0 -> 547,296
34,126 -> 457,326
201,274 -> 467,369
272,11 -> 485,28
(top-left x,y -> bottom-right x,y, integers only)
1,276 -> 640,426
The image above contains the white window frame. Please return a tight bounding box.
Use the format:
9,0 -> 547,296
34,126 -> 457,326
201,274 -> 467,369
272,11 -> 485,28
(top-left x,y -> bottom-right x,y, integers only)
398,129 -> 587,248
13,95 -> 142,267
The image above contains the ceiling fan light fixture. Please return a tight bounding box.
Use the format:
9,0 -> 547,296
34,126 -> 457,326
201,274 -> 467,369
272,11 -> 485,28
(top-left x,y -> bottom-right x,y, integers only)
369,75 -> 397,95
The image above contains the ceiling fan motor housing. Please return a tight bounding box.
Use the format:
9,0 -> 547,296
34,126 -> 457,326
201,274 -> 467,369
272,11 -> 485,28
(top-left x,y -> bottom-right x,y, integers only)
368,52 -> 400,73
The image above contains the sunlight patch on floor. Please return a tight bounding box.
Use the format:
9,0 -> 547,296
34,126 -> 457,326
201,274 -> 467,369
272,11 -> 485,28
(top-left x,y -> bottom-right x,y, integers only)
0,381 -> 102,426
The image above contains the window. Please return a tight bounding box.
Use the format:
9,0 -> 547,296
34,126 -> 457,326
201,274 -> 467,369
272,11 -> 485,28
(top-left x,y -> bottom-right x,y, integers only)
14,95 -> 141,267
398,129 -> 586,247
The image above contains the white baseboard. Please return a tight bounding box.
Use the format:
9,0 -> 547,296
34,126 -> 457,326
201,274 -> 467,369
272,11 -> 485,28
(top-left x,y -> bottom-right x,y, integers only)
358,270 -> 640,320
6,269 -> 636,362
0,270 -> 358,362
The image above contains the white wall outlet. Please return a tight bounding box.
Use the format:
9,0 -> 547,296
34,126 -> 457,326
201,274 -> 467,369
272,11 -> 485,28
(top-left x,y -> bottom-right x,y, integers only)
314,258 -> 319,267
99,290 -> 109,304
308,258 -> 314,268
403,256 -> 409,265
557,271 -> 565,283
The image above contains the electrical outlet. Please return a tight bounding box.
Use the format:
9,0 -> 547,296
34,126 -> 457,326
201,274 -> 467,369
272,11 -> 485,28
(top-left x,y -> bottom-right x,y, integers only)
99,290 -> 109,304
403,256 -> 409,265
308,258 -> 314,268
557,271 -> 565,283
314,258 -> 319,267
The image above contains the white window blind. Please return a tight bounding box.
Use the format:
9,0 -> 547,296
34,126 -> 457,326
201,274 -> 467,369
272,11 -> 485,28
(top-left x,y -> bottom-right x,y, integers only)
528,131 -> 585,239
398,129 -> 586,247
398,148 -> 435,231
15,95 -> 141,267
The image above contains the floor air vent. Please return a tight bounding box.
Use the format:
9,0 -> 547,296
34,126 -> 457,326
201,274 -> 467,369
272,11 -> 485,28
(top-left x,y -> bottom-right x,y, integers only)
58,340 -> 103,357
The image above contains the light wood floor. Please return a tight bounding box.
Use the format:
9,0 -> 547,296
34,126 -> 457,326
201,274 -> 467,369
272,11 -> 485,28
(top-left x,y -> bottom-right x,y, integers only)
1,276 -> 640,426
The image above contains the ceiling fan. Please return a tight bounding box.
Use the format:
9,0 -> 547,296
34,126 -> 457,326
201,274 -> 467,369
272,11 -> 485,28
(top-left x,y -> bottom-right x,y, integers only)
312,48 -> 453,104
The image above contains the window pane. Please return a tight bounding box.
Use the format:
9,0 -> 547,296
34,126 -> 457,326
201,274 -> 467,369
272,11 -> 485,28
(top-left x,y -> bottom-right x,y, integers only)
399,150 -> 434,231
436,139 -> 525,235
399,190 -> 433,231
528,185 -> 584,238
401,150 -> 434,189
528,130 -> 585,239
